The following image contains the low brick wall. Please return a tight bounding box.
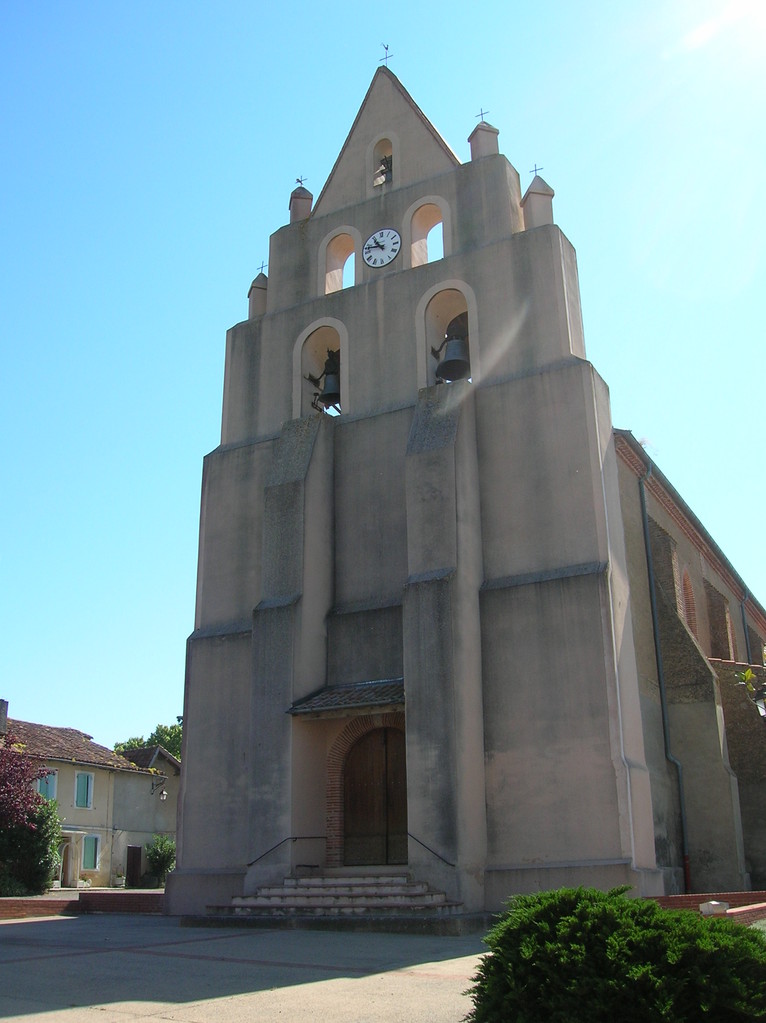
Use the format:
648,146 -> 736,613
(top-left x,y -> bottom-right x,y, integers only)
78,891 -> 164,914
0,898 -> 79,920
651,891 -> 766,926
653,891 -> 766,911
0,890 -> 165,920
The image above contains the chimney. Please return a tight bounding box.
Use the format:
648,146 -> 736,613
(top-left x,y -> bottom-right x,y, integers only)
0,699 -> 8,736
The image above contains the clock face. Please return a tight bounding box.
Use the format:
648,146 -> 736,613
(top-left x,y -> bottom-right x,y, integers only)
363,228 -> 401,268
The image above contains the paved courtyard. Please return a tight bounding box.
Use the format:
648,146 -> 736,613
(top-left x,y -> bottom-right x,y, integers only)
0,913 -> 484,1022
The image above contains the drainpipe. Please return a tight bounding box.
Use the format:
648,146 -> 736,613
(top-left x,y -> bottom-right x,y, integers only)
639,466 -> 691,893
740,590 -> 753,665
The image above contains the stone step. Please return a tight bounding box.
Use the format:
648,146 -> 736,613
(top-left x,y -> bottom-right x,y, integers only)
214,900 -> 464,918
285,874 -> 410,887
233,891 -> 447,908
214,872 -> 462,923
252,881 -> 431,898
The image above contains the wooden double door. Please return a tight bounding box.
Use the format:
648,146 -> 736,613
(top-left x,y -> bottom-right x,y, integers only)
343,727 -> 407,865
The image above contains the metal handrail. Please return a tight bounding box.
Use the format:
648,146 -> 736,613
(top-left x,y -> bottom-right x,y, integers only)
248,832 -> 454,869
247,835 -> 325,867
407,832 -> 455,867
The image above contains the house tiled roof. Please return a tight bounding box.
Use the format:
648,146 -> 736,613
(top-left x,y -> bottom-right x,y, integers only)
6,718 -> 145,773
289,678 -> 405,716
121,745 -> 181,774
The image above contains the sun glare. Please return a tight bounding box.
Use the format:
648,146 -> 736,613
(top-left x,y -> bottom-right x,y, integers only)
678,0 -> 766,53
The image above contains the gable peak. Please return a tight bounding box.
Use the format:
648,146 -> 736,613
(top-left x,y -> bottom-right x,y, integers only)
312,69 -> 460,218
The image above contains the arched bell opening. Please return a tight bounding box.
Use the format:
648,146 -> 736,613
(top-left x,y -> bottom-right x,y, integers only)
425,289 -> 471,386
302,325 -> 342,415
372,137 -> 393,187
411,203 -> 444,267
325,233 -> 355,294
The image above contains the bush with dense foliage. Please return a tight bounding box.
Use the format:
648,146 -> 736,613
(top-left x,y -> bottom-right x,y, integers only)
145,834 -> 176,883
0,797 -> 62,895
466,886 -> 766,1023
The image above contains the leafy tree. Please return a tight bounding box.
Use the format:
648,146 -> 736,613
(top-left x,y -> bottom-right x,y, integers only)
145,834 -> 175,883
467,886 -> 766,1023
0,732 -> 62,895
0,732 -> 47,828
115,722 -> 182,760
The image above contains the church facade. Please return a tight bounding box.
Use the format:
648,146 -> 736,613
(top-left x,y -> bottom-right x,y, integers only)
166,69 -> 766,917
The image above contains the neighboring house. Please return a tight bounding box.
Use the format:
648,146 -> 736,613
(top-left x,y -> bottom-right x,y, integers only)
5,715 -> 178,888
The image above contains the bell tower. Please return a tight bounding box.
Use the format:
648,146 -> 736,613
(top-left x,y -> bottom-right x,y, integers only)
167,68 -> 661,916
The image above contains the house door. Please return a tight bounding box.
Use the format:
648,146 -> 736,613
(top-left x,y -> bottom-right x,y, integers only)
126,845 -> 142,887
343,728 -> 407,866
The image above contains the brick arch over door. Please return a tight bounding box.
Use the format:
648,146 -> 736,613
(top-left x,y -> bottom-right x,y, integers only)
326,712 -> 406,867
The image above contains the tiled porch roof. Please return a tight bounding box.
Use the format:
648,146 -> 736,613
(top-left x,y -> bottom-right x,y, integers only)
289,678 -> 404,717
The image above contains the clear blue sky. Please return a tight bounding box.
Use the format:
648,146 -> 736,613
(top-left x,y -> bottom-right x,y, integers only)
2,1 -> 764,750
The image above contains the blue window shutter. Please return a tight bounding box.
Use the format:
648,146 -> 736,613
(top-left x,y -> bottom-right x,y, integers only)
83,835 -> 98,870
76,773 -> 92,808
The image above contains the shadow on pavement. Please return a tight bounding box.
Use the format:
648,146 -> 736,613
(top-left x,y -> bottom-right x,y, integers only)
0,913 -> 485,1018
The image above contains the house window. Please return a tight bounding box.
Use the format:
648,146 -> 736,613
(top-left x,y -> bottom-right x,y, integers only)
82,835 -> 99,870
37,771 -> 57,800
75,771 -> 94,809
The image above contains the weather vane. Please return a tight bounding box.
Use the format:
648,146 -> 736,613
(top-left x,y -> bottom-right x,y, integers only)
530,164 -> 544,176
380,43 -> 393,67
476,108 -> 490,123
257,262 -> 267,275
295,176 -> 307,187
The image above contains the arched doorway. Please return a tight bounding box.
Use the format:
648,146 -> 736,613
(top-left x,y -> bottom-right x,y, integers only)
343,728 -> 407,866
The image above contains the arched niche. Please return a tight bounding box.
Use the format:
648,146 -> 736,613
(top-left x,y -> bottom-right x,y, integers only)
293,319 -> 349,418
416,284 -> 478,389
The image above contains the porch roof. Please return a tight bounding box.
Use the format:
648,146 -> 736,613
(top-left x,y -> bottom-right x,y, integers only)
288,678 -> 404,718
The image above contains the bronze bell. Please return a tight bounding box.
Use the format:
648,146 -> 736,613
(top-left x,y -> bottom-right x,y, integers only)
434,313 -> 470,381
435,337 -> 471,381
317,350 -> 340,407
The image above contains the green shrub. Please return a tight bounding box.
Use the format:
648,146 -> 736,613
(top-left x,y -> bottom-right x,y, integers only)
0,869 -> 29,897
145,834 -> 175,883
466,887 -> 766,1023
0,797 -> 61,895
